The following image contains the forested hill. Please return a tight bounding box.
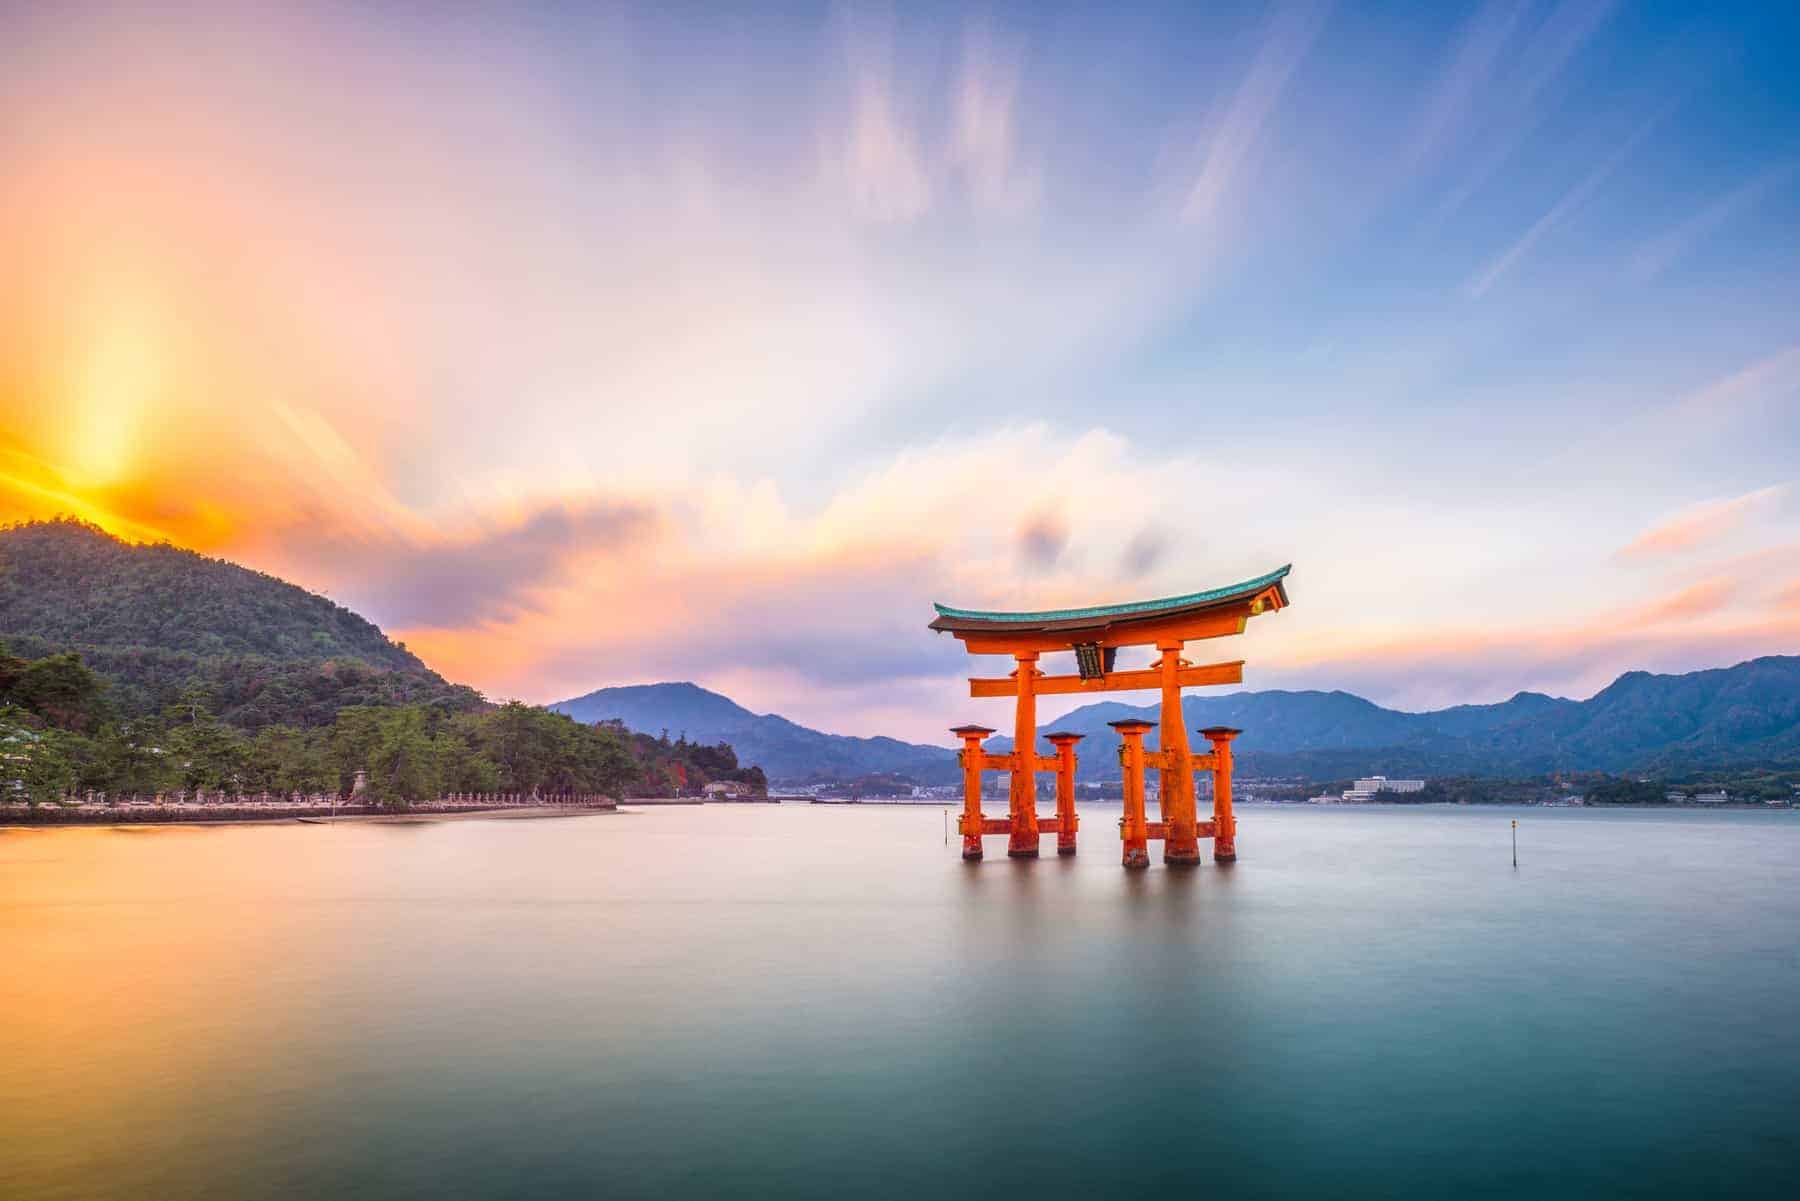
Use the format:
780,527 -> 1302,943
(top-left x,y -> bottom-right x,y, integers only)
0,519 -> 480,725
0,520 -> 772,805
0,519 -> 421,667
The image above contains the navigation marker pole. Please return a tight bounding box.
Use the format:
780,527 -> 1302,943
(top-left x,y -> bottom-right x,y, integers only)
1511,819 -> 1518,868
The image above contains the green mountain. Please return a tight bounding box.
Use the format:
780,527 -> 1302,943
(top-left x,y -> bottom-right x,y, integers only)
550,682 -> 959,784
557,657 -> 1800,784
0,519 -> 482,727
14,517 -> 1794,784
991,658 -> 1800,777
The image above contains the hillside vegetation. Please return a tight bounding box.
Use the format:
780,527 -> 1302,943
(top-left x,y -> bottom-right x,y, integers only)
0,521 -> 763,805
1,518 -> 420,665
0,519 -> 480,724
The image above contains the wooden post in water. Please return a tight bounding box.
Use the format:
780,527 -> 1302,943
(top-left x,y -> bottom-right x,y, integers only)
1112,719 -> 1155,869
1202,726 -> 1241,862
1046,732 -> 1083,855
1512,819 -> 1517,868
1158,641 -> 1201,865
1008,653 -> 1042,858
952,725 -> 994,861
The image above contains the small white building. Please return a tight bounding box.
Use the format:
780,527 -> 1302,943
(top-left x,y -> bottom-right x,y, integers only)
1354,775 -> 1425,794
1693,790 -> 1729,805
1343,775 -> 1426,801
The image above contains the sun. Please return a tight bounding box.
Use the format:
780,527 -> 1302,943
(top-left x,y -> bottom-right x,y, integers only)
63,307 -> 157,490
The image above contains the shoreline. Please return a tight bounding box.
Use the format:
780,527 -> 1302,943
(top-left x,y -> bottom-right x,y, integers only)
0,802 -> 618,830
9,797 -> 1789,831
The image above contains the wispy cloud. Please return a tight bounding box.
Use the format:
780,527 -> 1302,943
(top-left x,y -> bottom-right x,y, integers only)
1623,576 -> 1736,624
1464,106 -> 1666,298
832,10 -> 934,223
1619,484 -> 1790,559
1407,0 -> 1528,169
1181,1 -> 1330,228
1672,344 -> 1800,421
1425,0 -> 1617,222
1515,0 -> 1619,109
307,500 -> 659,629
1628,163 -> 1795,282
950,20 -> 1039,216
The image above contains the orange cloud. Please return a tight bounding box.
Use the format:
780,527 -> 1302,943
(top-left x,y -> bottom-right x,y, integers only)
1624,577 -> 1735,625
1673,343 -> 1800,421
1619,485 -> 1788,558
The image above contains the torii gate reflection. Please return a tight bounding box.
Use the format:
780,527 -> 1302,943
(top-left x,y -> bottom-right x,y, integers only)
930,566 -> 1291,868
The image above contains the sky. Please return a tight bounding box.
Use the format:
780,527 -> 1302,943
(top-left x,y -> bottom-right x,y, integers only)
2,0 -> 1798,743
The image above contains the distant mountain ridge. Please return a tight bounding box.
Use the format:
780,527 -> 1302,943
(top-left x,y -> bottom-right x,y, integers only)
550,682 -> 958,783
555,656 -> 1800,783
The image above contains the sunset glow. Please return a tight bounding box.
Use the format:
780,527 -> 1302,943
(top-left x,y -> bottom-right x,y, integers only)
3,2 -> 1797,740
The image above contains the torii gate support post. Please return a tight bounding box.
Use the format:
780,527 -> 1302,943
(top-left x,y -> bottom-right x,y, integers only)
1113,719 -> 1154,869
1203,726 -> 1240,862
1046,732 -> 1083,855
1008,652 -> 1041,858
952,725 -> 994,861
1157,641 -> 1201,866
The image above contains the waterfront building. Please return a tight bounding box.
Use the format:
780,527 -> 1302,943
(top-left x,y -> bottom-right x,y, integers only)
1353,775 -> 1425,794
1693,791 -> 1729,805
1342,775 -> 1427,801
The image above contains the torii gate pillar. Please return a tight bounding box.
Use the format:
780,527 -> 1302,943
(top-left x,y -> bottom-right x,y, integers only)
952,725 -> 995,861
1113,719 -> 1154,869
1156,640 -> 1202,866
1203,726 -> 1241,862
1006,653 -> 1042,858
1046,732 -> 1083,855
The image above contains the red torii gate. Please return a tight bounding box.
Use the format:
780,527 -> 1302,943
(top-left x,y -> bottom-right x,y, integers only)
930,566 -> 1290,868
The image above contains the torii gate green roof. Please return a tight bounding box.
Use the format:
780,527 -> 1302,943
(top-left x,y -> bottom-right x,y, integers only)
929,565 -> 1290,635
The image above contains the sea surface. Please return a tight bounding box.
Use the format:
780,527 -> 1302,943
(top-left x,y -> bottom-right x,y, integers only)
3,803 -> 1798,1200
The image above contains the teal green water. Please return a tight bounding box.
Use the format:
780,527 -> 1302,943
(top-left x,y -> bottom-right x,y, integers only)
4,804 -> 1798,1199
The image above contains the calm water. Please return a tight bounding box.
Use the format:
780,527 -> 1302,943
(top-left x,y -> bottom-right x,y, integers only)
4,804 -> 1798,1200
